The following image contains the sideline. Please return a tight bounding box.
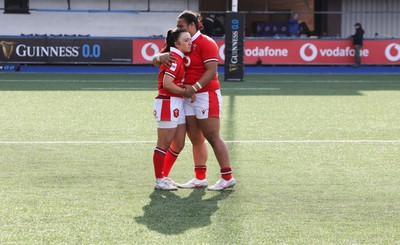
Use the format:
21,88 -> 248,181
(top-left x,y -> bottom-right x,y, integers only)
1,140 -> 400,144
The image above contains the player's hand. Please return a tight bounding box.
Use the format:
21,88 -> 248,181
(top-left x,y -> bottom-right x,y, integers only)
160,52 -> 177,67
182,84 -> 196,98
190,94 -> 196,103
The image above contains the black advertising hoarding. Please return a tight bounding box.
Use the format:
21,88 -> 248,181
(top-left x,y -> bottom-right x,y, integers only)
224,12 -> 245,81
0,37 -> 132,64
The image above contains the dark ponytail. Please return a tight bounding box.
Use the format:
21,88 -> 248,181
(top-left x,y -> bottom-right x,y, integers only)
178,10 -> 202,31
165,28 -> 188,52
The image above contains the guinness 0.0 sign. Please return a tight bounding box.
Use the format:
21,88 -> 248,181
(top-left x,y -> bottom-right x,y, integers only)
224,12 -> 245,81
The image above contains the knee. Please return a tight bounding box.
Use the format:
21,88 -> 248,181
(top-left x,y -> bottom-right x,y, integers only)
187,132 -> 206,145
173,142 -> 185,153
204,134 -> 221,147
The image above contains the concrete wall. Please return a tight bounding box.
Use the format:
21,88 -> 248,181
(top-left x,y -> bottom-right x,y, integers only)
28,0 -> 198,11
341,0 -> 400,38
1,11 -> 181,37
0,0 -> 198,37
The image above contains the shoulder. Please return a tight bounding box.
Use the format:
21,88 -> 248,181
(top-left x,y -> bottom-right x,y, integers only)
201,34 -> 217,44
170,51 -> 184,61
198,35 -> 218,50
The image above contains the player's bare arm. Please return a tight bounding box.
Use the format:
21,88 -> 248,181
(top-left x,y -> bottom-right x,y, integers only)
162,74 -> 186,95
182,61 -> 217,98
152,52 -> 178,67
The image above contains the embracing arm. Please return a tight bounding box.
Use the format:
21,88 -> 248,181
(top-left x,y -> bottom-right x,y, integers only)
152,53 -> 178,67
183,61 -> 218,98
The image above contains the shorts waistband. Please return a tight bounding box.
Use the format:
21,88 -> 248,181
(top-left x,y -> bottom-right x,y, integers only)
156,95 -> 171,99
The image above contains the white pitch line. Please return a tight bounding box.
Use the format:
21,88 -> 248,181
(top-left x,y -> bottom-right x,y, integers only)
0,80 -> 151,83
81,88 -> 153,90
80,87 -> 281,91
223,88 -> 280,90
0,140 -> 155,144
247,80 -> 400,83
1,140 -> 400,144
225,140 -> 400,143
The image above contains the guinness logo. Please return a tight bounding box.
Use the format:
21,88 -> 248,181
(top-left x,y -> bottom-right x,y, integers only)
229,64 -> 238,72
0,41 -> 16,59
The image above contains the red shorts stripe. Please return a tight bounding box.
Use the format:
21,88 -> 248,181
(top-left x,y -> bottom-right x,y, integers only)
160,99 -> 171,121
208,90 -> 219,118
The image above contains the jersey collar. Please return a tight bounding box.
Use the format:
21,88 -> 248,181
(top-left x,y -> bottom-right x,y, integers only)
191,31 -> 201,42
170,47 -> 185,58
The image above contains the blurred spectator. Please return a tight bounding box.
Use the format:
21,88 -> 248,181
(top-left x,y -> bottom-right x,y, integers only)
201,14 -> 224,37
288,13 -> 300,37
351,22 -> 364,67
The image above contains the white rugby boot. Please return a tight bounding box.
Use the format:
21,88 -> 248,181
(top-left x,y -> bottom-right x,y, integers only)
154,178 -> 178,191
178,178 -> 208,189
207,178 -> 236,191
164,177 -> 180,187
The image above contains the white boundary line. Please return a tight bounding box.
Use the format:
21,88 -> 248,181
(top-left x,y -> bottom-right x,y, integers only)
80,87 -> 281,91
247,80 -> 400,83
1,140 -> 400,144
0,80 -> 151,83
81,88 -> 153,90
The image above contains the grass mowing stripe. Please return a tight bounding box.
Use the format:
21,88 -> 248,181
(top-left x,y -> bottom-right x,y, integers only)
80,87 -> 281,91
1,140 -> 400,144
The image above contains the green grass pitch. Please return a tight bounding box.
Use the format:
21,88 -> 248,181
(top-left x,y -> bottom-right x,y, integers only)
1,73 -> 400,244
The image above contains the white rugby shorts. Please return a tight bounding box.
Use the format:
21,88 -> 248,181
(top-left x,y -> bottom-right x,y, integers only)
184,89 -> 222,119
153,97 -> 185,128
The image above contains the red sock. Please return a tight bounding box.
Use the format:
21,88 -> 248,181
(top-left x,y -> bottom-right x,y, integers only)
163,148 -> 179,177
153,147 -> 166,178
221,167 -> 232,180
195,165 -> 207,180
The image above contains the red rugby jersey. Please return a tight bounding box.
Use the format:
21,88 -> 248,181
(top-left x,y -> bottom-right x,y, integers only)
184,31 -> 220,92
157,47 -> 185,98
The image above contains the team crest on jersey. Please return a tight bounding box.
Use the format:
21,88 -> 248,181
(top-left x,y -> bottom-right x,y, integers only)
192,43 -> 197,51
184,56 -> 191,67
173,108 -> 180,118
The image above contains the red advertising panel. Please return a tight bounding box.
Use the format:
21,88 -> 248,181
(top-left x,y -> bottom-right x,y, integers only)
243,39 -> 400,65
132,38 -> 225,64
132,39 -> 165,64
132,38 -> 400,65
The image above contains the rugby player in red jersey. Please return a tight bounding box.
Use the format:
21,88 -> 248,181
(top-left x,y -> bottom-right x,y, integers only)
153,10 -> 236,191
152,28 -> 192,190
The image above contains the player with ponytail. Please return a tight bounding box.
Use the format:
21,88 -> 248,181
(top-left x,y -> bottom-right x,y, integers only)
152,28 -> 192,190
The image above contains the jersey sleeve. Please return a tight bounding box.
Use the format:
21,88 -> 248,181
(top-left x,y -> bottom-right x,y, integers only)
164,55 -> 180,79
201,38 -> 219,64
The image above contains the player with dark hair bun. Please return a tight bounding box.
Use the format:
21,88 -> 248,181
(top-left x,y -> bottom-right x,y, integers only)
152,28 -> 192,190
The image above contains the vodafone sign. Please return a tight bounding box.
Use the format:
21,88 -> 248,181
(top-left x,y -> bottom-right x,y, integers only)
243,40 -> 371,64
133,39 -> 165,63
385,43 -> 400,62
132,39 -> 400,65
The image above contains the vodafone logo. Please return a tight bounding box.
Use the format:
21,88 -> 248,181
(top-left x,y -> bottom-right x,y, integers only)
141,42 -> 159,61
300,43 -> 318,62
385,43 -> 400,62
219,44 -> 225,61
